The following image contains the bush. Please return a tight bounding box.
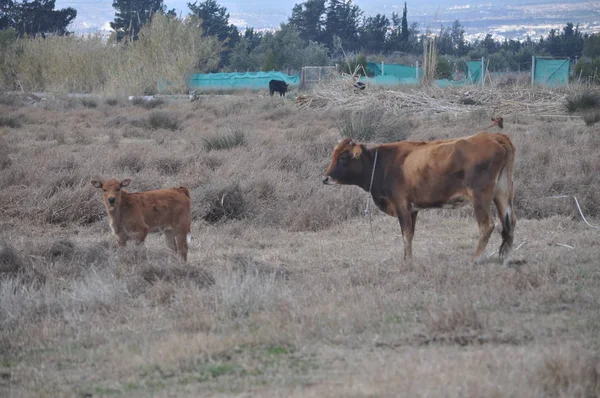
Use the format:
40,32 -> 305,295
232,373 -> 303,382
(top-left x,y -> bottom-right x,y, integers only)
0,116 -> 22,128
80,98 -> 98,108
146,111 -> 180,131
565,90 -> 600,113
193,182 -> 247,223
583,109 -> 600,126
201,130 -> 246,152
104,98 -> 119,106
337,107 -> 409,143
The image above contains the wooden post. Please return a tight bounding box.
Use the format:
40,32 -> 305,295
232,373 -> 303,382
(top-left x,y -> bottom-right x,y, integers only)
531,56 -> 536,86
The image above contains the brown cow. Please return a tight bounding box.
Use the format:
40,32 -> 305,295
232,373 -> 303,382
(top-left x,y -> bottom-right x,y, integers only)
91,178 -> 192,262
322,132 -> 516,265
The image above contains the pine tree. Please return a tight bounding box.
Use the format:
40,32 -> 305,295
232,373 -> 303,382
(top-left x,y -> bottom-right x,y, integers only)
111,0 -> 167,41
2,0 -> 76,37
288,0 -> 326,43
401,2 -> 408,41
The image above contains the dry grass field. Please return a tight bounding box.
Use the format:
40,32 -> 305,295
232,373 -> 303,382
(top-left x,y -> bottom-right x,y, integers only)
0,87 -> 599,397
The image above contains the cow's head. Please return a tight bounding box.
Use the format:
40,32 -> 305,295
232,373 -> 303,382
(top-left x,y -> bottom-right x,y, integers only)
322,138 -> 368,186
91,178 -> 131,209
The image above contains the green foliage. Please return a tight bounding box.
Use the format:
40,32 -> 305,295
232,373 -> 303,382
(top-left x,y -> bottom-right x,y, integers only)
339,53 -> 367,75
1,0 -> 76,38
111,0 -> 172,41
574,57 -> 600,84
436,57 -> 452,79
583,34 -> 600,57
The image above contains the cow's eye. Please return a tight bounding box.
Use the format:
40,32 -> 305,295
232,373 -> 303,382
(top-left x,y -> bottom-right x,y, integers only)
339,154 -> 350,164
103,189 -> 107,192
115,188 -> 120,192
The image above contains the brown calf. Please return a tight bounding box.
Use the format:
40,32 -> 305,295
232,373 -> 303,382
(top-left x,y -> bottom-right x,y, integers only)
322,132 -> 516,265
91,178 -> 192,261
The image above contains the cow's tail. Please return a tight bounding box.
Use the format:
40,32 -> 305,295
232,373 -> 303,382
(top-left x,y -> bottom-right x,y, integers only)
495,134 -> 516,260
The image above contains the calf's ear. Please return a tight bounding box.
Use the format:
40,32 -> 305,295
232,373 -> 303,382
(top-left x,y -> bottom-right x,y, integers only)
91,180 -> 103,189
120,179 -> 132,187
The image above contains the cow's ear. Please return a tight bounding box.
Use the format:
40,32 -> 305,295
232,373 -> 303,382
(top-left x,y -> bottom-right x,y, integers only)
351,144 -> 363,159
91,180 -> 103,189
120,179 -> 131,188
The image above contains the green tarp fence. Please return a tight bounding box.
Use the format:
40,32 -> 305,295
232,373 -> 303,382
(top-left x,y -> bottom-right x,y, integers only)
366,62 -> 421,85
465,60 -> 483,84
533,57 -> 570,86
187,71 -> 300,91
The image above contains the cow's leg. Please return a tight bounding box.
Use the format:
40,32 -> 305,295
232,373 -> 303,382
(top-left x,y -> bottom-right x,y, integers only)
132,226 -> 148,246
494,194 -> 516,266
396,205 -> 415,263
472,192 -> 495,264
174,231 -> 188,262
164,229 -> 177,253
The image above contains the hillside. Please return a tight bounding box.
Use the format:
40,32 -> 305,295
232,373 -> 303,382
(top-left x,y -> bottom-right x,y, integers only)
56,0 -> 599,40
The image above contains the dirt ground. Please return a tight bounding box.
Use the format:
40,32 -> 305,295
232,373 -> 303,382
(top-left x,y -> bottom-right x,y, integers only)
0,90 -> 599,397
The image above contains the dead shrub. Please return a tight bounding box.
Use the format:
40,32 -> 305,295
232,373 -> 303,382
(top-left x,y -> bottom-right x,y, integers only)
141,265 -> 215,289
154,156 -> 185,175
104,98 -> 119,106
533,348 -> 600,397
227,253 -> 290,281
424,298 -> 485,335
0,116 -> 22,128
42,185 -> 104,225
285,189 -> 364,232
583,109 -> 600,126
193,182 -> 247,223
201,129 -> 246,152
146,110 -> 180,131
80,98 -> 98,109
565,90 -> 600,113
0,241 -> 46,287
142,98 -> 165,109
113,151 -> 146,173
0,137 -> 11,170
337,107 -> 409,143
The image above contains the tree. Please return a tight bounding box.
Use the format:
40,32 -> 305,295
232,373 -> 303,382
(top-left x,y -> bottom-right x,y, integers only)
188,0 -> 239,67
401,2 -> 408,41
359,13 -> 389,54
324,0 -> 362,52
188,0 -> 238,42
111,0 -> 172,41
2,0 -> 76,37
583,33 -> 600,57
288,0 -> 326,43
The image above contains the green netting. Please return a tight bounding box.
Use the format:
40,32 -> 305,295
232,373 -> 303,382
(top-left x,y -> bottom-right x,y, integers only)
187,71 -> 300,91
533,58 -> 570,86
465,60 -> 483,84
366,62 -> 421,80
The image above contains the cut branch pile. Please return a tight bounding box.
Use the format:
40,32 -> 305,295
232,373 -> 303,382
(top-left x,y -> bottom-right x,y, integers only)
297,81 -> 571,118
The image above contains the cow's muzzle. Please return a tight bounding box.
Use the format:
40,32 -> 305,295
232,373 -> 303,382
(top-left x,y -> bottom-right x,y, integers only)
108,197 -> 116,205
321,176 -> 335,185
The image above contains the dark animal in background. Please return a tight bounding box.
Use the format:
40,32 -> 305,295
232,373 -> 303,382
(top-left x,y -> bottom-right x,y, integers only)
354,81 -> 366,90
269,80 -> 289,97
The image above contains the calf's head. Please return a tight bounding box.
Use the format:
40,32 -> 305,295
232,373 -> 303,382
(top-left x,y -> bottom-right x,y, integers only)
322,138 -> 367,186
91,178 -> 131,209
